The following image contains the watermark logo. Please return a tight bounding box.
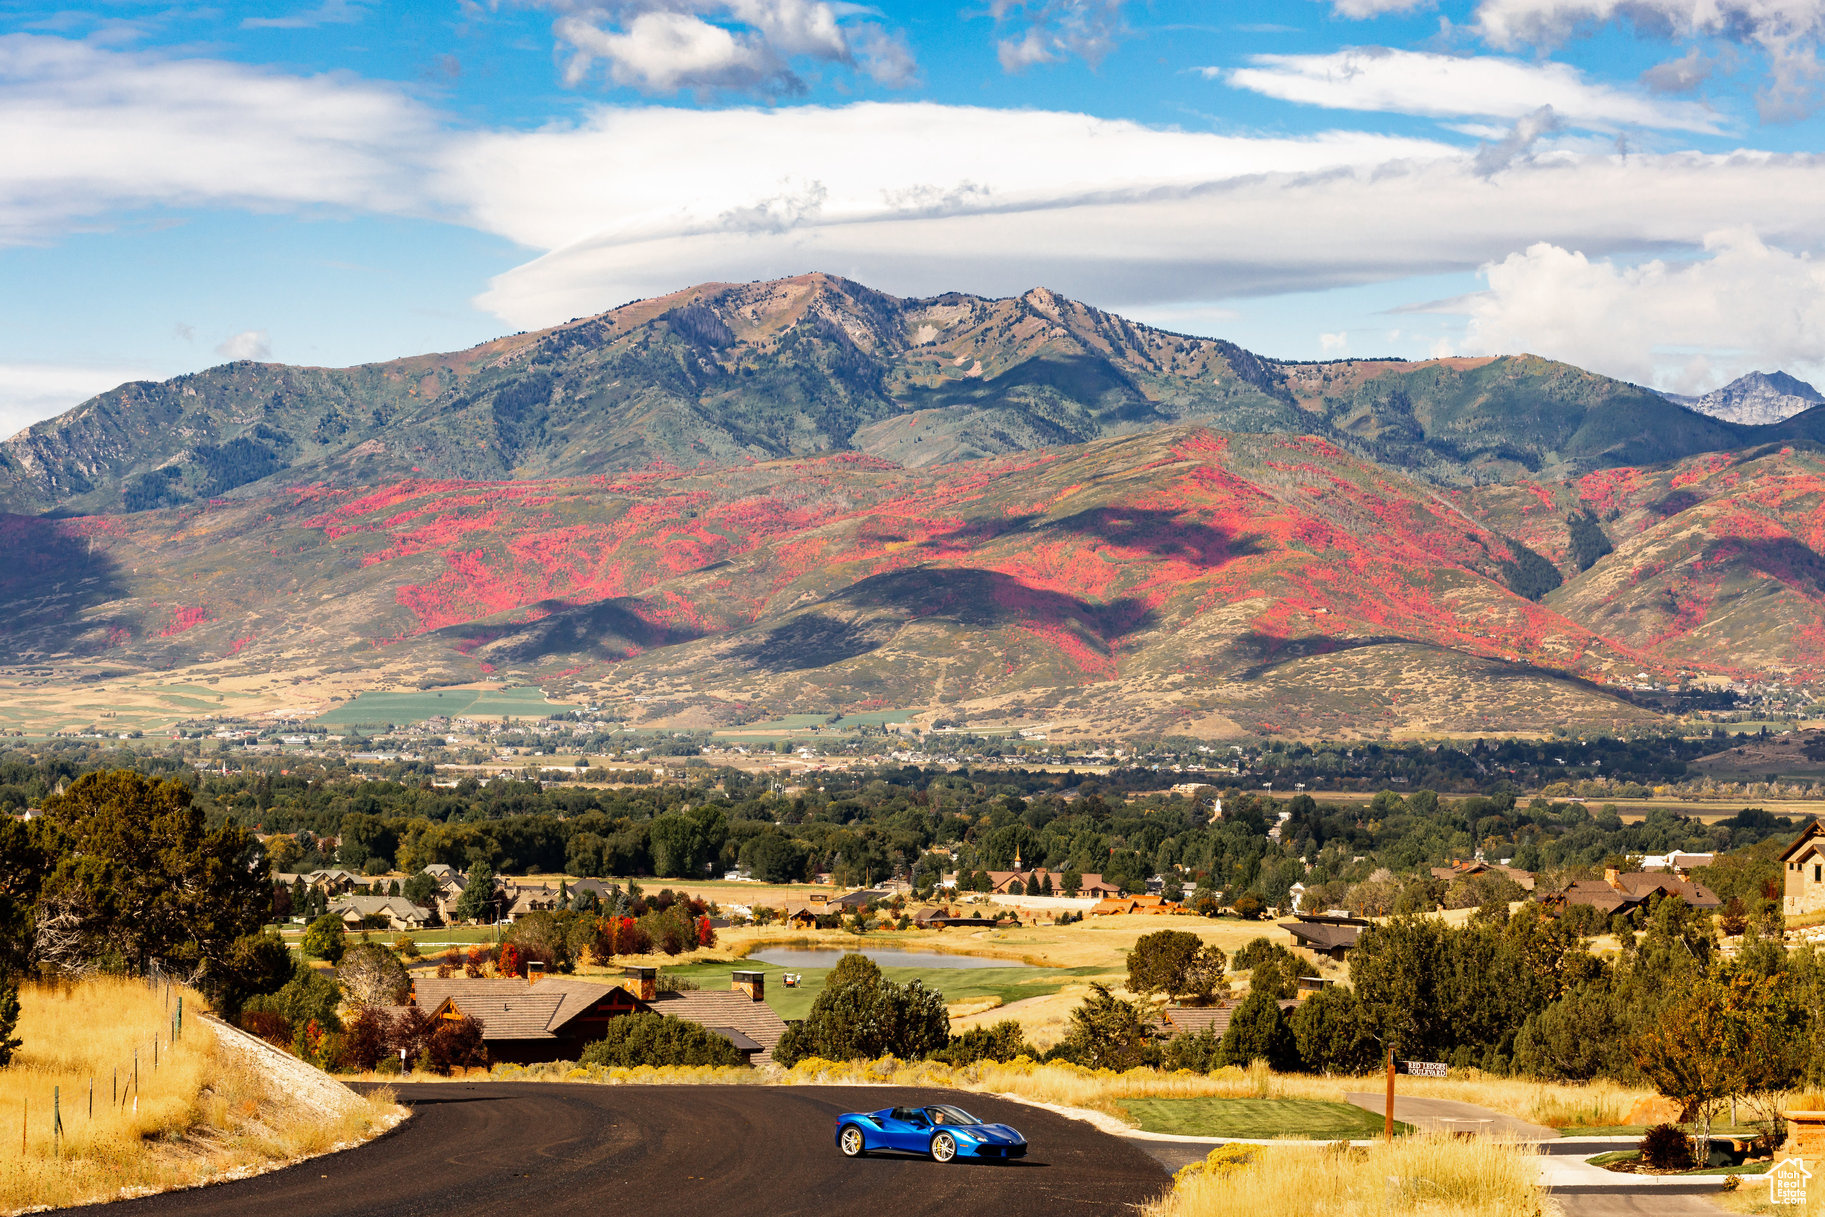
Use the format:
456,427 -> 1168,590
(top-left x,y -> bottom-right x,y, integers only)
1768,1157 -> 1812,1207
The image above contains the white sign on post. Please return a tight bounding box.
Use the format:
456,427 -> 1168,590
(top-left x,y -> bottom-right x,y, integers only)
1398,1060 -> 1448,1078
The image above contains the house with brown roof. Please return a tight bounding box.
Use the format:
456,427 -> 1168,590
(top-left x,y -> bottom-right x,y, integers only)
1089,894 -> 1180,916
410,975 -> 652,1064
983,869 -> 1123,897
1155,997 -> 1298,1039
641,969 -> 789,1066
1279,913 -> 1369,960
1782,820 -> 1825,917
1537,868 -> 1722,917
1429,860 -> 1536,891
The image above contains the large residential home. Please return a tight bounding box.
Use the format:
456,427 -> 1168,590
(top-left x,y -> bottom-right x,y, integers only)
499,881 -> 569,922
409,975 -> 653,1064
1783,821 -> 1825,917
984,869 -> 1123,897
1428,860 -> 1536,891
328,895 -> 435,932
1279,913 -> 1369,960
407,968 -> 787,1065
276,869 -> 363,896
1538,868 -> 1722,917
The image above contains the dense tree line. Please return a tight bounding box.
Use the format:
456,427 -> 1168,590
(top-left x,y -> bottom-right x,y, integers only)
0,755 -> 1802,921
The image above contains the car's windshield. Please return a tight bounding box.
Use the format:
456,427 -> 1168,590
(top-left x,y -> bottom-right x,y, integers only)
925,1105 -> 981,1126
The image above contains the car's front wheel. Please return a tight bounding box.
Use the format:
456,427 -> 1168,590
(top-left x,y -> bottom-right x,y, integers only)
931,1132 -> 957,1163
839,1125 -> 867,1157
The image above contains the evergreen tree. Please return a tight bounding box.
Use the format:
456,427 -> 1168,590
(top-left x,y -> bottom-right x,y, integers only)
454,861 -> 496,924
0,971 -> 20,1067
773,953 -> 949,1065
1218,988 -> 1295,1069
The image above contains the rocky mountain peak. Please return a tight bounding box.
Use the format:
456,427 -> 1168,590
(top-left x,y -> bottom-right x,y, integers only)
1665,370 -> 1824,426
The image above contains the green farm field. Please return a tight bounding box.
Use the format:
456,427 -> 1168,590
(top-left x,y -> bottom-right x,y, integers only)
317,686 -> 576,728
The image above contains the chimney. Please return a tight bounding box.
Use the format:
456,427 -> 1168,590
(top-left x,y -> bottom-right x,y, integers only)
622,965 -> 657,1001
732,969 -> 765,1001
1604,867 -> 1621,889
527,960 -> 545,986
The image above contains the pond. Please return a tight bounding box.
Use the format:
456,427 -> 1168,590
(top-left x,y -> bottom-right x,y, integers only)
747,947 -> 1032,970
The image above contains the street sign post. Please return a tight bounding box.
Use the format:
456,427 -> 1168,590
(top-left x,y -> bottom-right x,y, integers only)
1386,1053 -> 1448,1139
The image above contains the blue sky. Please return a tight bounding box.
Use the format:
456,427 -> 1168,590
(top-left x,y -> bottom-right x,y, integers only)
6,0 -> 1825,435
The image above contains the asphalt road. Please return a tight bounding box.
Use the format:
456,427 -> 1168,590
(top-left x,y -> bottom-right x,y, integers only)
1555,1194 -> 1730,1216
104,1084 -> 1173,1217
1344,1092 -> 1559,1141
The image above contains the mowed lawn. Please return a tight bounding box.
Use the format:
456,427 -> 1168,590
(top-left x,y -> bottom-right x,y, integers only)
1118,1098 -> 1411,1140
660,958 -> 1109,1022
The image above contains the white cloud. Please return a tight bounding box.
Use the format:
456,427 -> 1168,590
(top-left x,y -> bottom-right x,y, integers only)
242,0 -> 368,30
215,330 -> 273,361
19,33 -> 1825,380
990,0 -> 1129,72
1225,47 -> 1723,131
0,363 -> 153,440
450,102 -> 1825,331
1474,0 -> 1825,119
1461,228 -> 1825,391
1320,330 -> 1349,352
532,0 -> 912,94
0,34 -> 438,244
1330,0 -> 1436,16
445,101 -> 1452,308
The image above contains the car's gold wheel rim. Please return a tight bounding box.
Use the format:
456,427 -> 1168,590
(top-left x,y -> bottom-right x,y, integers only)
933,1134 -> 955,1162
842,1128 -> 863,1155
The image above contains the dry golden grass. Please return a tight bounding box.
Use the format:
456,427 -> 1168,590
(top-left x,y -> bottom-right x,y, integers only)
1146,1136 -> 1556,1217
0,978 -> 397,1215
703,912 -> 1313,971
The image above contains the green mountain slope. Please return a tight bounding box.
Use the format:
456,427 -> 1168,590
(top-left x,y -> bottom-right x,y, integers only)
4,274 -> 1805,515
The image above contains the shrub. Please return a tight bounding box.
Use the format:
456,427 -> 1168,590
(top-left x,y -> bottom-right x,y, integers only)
238,1009 -> 291,1047
929,1020 -> 1033,1066
428,1014 -> 488,1073
1049,983 -> 1152,1071
579,1013 -> 741,1068
1639,1123 -> 1695,1171
244,962 -> 344,1034
773,954 -> 949,1066
340,942 -> 411,1007
301,914 -> 346,963
1162,1027 -> 1224,1073
337,1006 -> 394,1072
1218,989 -> 1295,1070
1230,893 -> 1265,920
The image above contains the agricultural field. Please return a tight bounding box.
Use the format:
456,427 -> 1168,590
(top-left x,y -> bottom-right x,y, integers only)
316,685 -> 576,728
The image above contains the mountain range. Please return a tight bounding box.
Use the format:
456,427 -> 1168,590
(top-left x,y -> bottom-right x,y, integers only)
1663,371 -> 1825,427
3,273 -> 1822,740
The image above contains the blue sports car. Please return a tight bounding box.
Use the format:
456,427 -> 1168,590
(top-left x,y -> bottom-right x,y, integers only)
834,1103 -> 1028,1163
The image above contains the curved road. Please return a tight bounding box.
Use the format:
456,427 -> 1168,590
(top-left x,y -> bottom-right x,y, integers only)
109,1084 -> 1172,1217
